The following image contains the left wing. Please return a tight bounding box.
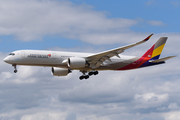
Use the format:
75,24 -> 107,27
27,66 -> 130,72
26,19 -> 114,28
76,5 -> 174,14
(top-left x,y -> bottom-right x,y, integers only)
86,34 -> 153,68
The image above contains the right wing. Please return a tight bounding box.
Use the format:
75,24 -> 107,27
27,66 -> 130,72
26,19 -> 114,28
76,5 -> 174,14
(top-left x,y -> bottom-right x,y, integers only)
86,34 -> 153,68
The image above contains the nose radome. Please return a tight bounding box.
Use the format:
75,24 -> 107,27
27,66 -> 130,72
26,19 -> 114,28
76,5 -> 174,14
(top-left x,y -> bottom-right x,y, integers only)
4,57 -> 10,63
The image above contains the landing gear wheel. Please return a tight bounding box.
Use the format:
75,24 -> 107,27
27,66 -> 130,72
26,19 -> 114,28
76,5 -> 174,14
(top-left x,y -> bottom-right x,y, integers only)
79,75 -> 89,80
94,71 -> 99,75
84,75 -> 89,79
79,76 -> 84,80
14,70 -> 17,73
88,72 -> 93,76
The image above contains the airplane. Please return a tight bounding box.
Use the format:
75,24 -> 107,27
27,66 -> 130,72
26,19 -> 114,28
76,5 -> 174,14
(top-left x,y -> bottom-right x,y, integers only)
4,34 -> 176,80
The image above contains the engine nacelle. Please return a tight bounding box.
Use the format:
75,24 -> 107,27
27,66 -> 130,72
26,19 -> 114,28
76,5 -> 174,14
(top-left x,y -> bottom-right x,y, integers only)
51,67 -> 71,76
68,57 -> 87,69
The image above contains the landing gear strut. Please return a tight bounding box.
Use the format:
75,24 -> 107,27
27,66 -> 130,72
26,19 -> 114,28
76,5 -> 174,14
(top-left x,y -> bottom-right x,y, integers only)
79,70 -> 89,80
79,70 -> 99,80
12,64 -> 18,73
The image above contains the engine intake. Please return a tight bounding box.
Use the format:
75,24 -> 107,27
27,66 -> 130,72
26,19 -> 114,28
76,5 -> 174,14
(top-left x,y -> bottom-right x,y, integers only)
68,57 -> 87,68
51,67 -> 71,76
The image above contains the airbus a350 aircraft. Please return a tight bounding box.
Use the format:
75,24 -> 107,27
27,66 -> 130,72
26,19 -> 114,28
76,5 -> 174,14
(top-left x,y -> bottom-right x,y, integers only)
4,34 -> 176,80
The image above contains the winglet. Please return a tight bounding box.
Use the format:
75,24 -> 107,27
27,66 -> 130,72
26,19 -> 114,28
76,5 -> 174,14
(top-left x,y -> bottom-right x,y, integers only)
143,33 -> 153,41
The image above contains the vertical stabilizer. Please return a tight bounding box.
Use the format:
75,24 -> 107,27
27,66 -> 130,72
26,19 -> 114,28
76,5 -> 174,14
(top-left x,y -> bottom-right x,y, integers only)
151,37 -> 167,60
142,37 -> 167,60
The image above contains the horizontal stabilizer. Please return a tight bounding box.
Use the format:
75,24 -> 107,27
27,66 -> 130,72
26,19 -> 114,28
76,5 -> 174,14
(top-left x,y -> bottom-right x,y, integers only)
149,56 -> 177,63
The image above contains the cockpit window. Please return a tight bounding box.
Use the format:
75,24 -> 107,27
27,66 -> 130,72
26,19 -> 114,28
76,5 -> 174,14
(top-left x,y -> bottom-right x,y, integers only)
9,53 -> 15,56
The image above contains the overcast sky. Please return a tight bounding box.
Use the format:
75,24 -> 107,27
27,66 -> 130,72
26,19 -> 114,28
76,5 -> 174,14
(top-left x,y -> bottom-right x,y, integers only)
0,0 -> 180,120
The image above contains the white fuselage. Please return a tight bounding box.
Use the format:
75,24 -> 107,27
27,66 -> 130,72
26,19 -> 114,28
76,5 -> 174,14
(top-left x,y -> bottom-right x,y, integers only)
4,50 -> 138,71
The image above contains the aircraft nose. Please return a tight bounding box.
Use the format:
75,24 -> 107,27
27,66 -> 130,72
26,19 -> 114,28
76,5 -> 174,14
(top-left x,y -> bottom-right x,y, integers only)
4,56 -> 10,63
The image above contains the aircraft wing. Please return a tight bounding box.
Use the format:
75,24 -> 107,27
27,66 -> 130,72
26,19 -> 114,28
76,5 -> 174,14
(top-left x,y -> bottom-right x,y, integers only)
86,34 -> 153,68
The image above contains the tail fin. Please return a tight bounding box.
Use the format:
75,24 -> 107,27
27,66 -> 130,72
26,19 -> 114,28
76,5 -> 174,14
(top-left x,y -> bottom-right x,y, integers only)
142,37 -> 167,60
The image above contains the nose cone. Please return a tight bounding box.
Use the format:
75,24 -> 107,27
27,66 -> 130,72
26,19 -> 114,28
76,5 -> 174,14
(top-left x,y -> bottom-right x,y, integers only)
4,56 -> 10,63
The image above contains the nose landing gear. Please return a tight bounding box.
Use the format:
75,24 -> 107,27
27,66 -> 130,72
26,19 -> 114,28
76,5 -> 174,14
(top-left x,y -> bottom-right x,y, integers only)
12,64 -> 18,73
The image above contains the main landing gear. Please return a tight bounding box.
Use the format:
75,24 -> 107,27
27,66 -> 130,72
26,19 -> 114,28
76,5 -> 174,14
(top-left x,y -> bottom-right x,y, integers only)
79,70 -> 99,80
12,64 -> 18,73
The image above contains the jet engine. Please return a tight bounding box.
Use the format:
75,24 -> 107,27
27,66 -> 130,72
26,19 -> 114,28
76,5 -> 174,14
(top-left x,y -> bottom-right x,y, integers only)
68,57 -> 87,68
51,67 -> 71,76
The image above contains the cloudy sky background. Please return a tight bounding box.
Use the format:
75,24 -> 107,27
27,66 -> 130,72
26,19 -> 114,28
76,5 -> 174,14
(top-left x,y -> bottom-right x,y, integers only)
0,0 -> 180,120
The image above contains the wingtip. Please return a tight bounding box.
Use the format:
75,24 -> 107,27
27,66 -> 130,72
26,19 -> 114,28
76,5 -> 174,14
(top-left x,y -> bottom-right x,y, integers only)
143,33 -> 153,41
